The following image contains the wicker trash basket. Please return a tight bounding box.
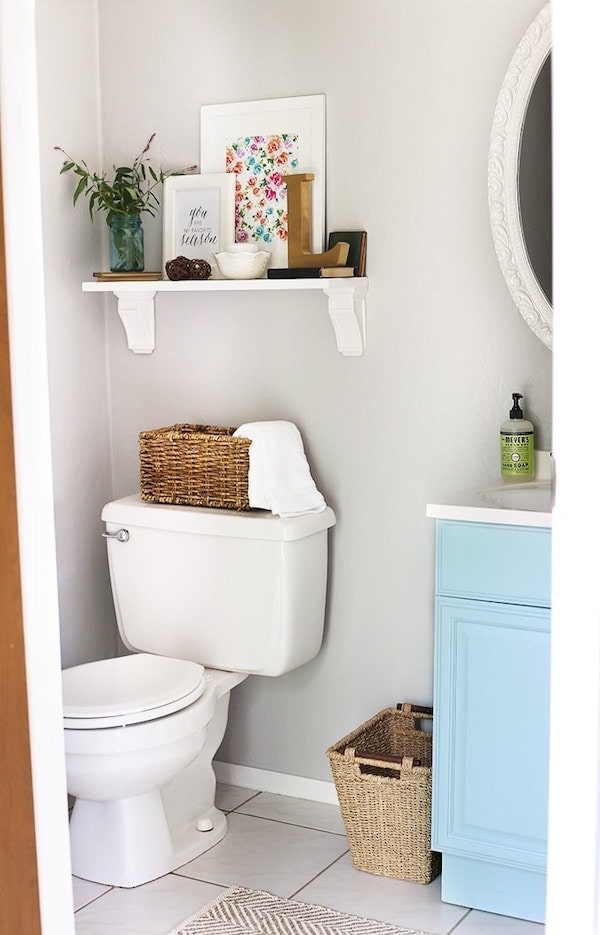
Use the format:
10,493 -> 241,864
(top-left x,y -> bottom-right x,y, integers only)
326,703 -> 441,884
139,424 -> 251,511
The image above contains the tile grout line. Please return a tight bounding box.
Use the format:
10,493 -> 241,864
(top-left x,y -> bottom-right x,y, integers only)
288,848 -> 350,900
234,810 -> 347,837
221,793 -> 348,838
73,884 -> 116,914
221,791 -> 262,812
170,809 -> 348,892
171,810 -> 348,886
443,908 -> 473,933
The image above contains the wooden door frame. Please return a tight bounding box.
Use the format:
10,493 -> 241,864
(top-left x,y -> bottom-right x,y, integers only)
0,1 -> 75,932
0,141 -> 41,935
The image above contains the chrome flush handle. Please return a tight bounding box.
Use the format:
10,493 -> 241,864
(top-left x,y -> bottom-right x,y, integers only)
101,528 -> 130,543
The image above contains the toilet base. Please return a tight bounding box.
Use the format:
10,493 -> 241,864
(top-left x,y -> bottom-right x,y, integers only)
70,789 -> 174,887
67,671 -> 246,888
70,793 -> 229,888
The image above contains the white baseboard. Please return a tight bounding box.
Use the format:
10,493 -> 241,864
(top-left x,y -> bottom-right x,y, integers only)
214,761 -> 339,805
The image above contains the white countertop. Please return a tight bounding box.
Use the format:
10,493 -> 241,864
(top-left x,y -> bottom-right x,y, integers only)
426,453 -> 553,528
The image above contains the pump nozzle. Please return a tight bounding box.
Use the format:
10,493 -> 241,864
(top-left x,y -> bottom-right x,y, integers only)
510,393 -> 524,420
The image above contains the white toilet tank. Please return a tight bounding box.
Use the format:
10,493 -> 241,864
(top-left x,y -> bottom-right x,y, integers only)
101,495 -> 336,677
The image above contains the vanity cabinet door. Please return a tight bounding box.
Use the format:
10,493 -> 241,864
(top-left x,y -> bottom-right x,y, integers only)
433,596 -> 550,920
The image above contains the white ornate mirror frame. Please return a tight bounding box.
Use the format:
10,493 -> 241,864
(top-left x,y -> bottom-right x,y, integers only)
488,4 -> 552,349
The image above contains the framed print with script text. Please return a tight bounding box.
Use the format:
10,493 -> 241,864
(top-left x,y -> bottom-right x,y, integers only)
162,173 -> 235,275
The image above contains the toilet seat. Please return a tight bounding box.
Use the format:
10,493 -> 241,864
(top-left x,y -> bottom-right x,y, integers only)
62,653 -> 206,729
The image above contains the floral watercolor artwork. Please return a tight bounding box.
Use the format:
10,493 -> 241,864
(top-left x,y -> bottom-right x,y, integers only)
225,133 -> 299,245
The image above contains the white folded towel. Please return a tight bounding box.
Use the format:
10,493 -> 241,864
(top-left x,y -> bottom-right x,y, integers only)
233,421 -> 327,517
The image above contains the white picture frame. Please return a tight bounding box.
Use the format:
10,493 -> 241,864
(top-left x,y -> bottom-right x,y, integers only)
162,173 -> 235,275
200,94 -> 326,268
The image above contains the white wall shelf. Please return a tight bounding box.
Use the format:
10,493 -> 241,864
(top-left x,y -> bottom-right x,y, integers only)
82,277 -> 368,356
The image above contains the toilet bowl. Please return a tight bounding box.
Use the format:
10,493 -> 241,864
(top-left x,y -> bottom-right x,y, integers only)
64,654 -> 246,887
63,495 -> 335,888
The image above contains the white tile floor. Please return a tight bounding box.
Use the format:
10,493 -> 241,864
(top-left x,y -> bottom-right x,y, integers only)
72,784 -> 545,935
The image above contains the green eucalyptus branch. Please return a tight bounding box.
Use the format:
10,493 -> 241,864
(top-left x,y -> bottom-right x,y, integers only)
55,133 -> 196,222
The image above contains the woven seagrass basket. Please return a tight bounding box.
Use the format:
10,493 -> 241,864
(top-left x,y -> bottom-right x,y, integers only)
326,703 -> 441,884
139,424 -> 251,511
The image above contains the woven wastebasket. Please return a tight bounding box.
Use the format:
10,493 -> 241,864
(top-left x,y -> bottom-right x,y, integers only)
326,703 -> 441,883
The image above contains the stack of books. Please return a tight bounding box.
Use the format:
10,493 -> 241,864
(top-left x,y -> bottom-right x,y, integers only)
267,230 -> 367,280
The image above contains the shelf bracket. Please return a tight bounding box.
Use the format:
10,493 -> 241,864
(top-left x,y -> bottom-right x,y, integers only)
88,279 -> 368,355
114,290 -> 156,354
323,280 -> 367,356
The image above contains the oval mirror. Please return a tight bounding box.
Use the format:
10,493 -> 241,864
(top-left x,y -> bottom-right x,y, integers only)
488,4 -> 552,349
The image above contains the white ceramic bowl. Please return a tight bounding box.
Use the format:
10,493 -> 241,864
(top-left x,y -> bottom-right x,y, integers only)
225,242 -> 259,254
213,250 -> 270,280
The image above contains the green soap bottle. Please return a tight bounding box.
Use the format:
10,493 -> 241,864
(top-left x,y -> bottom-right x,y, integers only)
500,393 -> 535,482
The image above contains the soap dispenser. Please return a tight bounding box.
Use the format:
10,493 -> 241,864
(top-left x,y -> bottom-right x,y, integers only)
500,393 -> 535,482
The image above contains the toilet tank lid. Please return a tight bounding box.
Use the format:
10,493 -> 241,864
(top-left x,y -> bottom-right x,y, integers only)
102,496 -> 336,541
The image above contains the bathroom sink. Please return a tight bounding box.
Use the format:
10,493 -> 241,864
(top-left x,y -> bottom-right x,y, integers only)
426,455 -> 553,526
475,481 -> 552,512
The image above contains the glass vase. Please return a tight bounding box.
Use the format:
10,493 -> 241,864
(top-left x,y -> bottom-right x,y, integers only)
108,212 -> 144,272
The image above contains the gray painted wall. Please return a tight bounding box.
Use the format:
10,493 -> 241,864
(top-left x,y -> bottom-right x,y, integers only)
36,0 -> 116,667
37,0 -> 551,782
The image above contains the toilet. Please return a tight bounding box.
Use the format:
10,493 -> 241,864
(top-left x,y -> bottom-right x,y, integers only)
62,494 -> 335,888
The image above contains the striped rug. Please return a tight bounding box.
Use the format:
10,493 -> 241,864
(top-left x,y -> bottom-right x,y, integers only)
166,886 -> 432,935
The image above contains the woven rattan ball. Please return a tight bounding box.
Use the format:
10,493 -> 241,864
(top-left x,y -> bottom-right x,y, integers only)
165,256 -> 191,280
189,259 -> 212,280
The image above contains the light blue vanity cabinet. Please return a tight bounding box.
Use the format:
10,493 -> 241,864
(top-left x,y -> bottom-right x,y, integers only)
431,518 -> 551,924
